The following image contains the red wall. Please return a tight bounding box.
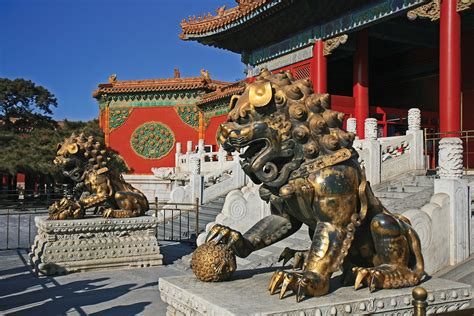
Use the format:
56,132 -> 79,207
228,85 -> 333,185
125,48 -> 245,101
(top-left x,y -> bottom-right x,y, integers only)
109,107 -> 199,174
204,114 -> 227,149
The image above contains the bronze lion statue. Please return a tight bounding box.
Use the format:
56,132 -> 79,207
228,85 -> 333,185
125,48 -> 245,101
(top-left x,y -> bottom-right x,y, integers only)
206,69 -> 424,301
49,133 -> 148,220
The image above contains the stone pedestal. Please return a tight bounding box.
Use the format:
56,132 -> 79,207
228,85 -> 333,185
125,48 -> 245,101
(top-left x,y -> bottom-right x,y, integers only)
30,216 -> 163,275
159,270 -> 471,315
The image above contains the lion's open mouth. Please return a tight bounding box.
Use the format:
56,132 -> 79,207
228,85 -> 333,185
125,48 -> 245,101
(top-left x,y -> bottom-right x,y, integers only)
238,139 -> 268,160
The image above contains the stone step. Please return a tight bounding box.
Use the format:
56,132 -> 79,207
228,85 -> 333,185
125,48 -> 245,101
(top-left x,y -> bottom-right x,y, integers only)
385,185 -> 425,193
374,191 -> 413,199
200,203 -> 224,212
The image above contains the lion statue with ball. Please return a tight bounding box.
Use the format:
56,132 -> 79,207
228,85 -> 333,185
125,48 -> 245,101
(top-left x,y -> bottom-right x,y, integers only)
198,69 -> 424,302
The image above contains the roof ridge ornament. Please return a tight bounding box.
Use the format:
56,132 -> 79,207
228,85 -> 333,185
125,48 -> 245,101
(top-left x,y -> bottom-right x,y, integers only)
407,0 -> 472,21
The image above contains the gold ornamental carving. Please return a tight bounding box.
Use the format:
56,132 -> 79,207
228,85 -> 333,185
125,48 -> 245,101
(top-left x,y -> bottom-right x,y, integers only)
194,69 -> 426,302
323,34 -> 348,56
407,0 -> 473,21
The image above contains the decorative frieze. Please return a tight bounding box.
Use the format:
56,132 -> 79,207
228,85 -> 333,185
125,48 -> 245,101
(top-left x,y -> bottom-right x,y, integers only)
323,34 -> 348,56
175,105 -> 200,130
438,137 -> 464,179
109,107 -> 132,130
202,100 -> 229,120
407,0 -> 473,21
245,0 -> 426,66
30,216 -> 163,275
106,90 -> 200,103
247,46 -> 313,77
159,273 -> 471,316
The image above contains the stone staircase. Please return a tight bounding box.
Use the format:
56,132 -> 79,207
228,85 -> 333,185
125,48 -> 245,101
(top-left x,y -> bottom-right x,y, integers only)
372,172 -> 435,214
157,196 -> 225,241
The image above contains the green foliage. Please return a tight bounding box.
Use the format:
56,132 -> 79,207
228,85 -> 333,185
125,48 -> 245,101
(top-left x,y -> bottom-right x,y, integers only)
0,119 -> 129,176
0,78 -> 129,178
0,78 -> 58,132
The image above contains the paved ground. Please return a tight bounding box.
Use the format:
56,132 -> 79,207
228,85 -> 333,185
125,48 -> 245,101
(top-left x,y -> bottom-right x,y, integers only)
0,242 -> 194,316
1,243 -> 474,315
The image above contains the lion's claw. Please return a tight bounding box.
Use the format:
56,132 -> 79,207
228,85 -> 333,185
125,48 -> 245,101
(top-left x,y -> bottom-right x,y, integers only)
103,208 -> 114,218
205,224 -> 243,250
268,270 -> 285,294
278,247 -> 308,270
268,270 -> 316,301
352,265 -> 419,292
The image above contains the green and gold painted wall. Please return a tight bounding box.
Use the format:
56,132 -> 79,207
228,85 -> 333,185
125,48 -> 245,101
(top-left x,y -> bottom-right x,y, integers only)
96,90 -> 204,174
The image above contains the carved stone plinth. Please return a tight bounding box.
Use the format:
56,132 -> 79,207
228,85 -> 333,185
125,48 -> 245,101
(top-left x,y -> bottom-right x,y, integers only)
159,271 -> 471,315
30,216 -> 163,275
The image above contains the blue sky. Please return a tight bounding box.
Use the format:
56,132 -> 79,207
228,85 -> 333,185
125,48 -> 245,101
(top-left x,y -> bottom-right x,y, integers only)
0,0 -> 243,121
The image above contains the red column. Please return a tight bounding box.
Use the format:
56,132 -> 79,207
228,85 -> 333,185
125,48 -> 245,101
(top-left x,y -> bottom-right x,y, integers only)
353,29 -> 369,138
311,40 -> 327,93
440,0 -> 461,135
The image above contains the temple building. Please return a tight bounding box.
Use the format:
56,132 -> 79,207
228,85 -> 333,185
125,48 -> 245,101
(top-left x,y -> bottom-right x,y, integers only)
95,0 -> 474,176
180,0 -> 474,141
93,70 -> 233,174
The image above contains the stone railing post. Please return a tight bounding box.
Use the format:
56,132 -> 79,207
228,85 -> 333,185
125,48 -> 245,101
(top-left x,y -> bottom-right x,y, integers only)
434,137 -> 470,264
406,108 -> 425,171
364,118 -> 378,140
190,157 -> 203,204
217,145 -> 226,168
363,118 -> 381,185
346,118 -> 357,135
198,139 -> 205,154
175,142 -> 182,171
408,108 -> 421,131
186,141 -> 193,173
198,139 -> 205,172
186,141 -> 193,154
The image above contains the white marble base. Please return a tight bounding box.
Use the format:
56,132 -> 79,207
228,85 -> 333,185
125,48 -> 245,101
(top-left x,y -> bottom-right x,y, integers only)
122,174 -> 173,202
159,270 -> 471,315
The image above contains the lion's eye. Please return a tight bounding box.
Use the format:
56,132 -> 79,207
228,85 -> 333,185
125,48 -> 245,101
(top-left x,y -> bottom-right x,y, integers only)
263,165 -> 272,174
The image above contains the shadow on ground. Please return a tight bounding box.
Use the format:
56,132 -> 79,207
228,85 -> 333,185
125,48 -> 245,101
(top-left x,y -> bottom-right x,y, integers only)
0,248 -> 191,315
0,250 -> 153,315
160,241 -> 195,265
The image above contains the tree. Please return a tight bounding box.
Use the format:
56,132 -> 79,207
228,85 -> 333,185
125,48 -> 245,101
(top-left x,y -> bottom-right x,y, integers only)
0,78 -> 58,132
0,119 -> 128,178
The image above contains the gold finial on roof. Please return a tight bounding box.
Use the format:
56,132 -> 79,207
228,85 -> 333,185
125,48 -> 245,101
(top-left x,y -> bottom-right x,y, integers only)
174,68 -> 181,78
200,69 -> 211,80
108,74 -> 117,83
216,5 -> 226,16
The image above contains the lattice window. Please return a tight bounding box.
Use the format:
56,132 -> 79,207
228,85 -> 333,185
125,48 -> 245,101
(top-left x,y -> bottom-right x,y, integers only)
293,63 -> 311,80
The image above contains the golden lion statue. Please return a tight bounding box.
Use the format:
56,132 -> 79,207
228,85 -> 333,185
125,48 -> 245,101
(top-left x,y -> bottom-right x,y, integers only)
49,133 -> 148,220
206,69 -> 424,301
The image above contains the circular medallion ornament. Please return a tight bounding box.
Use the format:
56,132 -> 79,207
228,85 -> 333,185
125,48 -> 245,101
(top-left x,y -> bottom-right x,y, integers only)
131,122 -> 175,159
